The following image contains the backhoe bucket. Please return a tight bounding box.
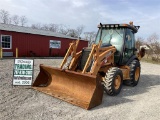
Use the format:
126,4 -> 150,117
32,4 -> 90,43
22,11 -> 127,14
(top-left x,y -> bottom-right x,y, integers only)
32,65 -> 103,110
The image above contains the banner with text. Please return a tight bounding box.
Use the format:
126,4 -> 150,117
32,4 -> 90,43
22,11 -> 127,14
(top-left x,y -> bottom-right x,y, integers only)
13,59 -> 34,85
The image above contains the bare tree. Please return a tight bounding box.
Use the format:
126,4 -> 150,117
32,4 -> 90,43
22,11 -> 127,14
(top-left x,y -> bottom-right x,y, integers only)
8,17 -> 12,24
31,23 -> 60,32
48,23 -> 59,32
33,23 -> 60,32
136,37 -> 145,49
58,24 -> 70,35
0,9 -> 10,24
67,29 -> 78,37
12,15 -> 19,25
31,23 -> 42,29
40,23 -> 60,32
84,32 -> 97,46
64,25 -> 85,38
41,24 -> 49,30
30,23 -> 84,38
20,16 -> 27,26
76,25 -> 85,37
147,33 -> 160,61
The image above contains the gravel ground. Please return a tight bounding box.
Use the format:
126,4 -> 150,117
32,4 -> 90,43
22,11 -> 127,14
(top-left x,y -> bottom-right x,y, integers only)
0,59 -> 160,120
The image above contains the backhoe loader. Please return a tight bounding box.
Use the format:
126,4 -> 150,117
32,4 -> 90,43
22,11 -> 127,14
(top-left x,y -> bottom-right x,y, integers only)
32,22 -> 145,109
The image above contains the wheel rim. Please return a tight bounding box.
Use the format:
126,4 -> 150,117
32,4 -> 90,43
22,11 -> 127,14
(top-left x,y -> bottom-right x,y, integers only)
135,67 -> 140,81
114,75 -> 121,90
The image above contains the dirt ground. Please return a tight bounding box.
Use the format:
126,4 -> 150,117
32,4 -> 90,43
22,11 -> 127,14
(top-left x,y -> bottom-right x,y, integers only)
0,59 -> 160,120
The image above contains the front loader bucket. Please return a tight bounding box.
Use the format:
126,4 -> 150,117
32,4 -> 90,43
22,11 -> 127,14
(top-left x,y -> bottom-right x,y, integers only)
32,65 -> 103,110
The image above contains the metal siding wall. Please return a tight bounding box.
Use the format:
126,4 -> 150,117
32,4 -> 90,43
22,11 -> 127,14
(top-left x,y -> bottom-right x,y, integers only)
77,40 -> 88,52
1,30 -> 88,57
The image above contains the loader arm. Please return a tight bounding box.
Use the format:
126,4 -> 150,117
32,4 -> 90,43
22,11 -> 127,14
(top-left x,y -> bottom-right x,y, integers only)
82,44 -> 116,75
82,40 -> 102,74
82,44 -> 98,74
90,46 -> 116,75
69,51 -> 82,70
60,40 -> 79,69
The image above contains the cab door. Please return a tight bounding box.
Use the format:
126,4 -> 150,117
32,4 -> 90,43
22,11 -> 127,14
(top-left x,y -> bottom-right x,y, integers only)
121,28 -> 135,64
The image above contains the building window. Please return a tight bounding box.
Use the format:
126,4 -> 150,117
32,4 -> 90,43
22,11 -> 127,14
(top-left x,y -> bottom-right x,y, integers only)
1,35 -> 12,49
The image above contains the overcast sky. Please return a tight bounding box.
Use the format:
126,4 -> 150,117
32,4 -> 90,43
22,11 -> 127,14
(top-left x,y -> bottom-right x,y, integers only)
0,0 -> 160,39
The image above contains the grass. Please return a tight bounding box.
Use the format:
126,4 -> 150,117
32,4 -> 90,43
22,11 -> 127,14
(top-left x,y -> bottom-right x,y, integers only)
141,56 -> 160,65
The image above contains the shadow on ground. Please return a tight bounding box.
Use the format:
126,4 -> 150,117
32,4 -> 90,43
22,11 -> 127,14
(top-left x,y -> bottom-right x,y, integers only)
94,74 -> 160,110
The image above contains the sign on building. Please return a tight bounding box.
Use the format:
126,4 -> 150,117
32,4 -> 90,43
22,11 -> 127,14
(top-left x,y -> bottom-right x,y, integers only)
13,59 -> 34,85
50,40 -> 61,49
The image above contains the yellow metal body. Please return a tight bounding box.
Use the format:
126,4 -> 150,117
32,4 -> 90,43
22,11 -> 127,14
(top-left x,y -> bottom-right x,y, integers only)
33,36 -> 144,109
0,47 -> 2,58
16,48 -> 18,58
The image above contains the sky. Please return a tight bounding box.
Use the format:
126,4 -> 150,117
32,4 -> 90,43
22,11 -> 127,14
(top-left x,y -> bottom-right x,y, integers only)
0,0 -> 160,39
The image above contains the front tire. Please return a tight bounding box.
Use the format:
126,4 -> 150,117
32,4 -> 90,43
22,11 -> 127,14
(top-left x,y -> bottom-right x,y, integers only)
103,67 -> 123,96
124,60 -> 141,86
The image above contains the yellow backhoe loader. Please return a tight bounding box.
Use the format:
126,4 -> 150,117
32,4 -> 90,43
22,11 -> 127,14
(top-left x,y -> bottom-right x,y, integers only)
32,22 -> 145,110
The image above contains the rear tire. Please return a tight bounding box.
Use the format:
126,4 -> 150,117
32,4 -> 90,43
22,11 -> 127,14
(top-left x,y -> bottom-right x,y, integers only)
103,67 -> 123,96
123,60 -> 141,86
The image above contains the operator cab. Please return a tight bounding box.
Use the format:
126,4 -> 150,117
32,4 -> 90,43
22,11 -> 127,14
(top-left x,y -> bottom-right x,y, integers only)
95,22 -> 140,65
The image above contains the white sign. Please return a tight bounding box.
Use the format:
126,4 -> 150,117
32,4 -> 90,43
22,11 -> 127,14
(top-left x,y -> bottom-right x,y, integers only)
13,59 -> 34,85
50,40 -> 61,48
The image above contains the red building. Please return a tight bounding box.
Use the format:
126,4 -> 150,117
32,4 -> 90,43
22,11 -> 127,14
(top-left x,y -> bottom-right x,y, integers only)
0,23 -> 88,57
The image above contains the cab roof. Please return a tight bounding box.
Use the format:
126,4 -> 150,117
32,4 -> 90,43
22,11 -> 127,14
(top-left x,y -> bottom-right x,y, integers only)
97,22 -> 140,33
